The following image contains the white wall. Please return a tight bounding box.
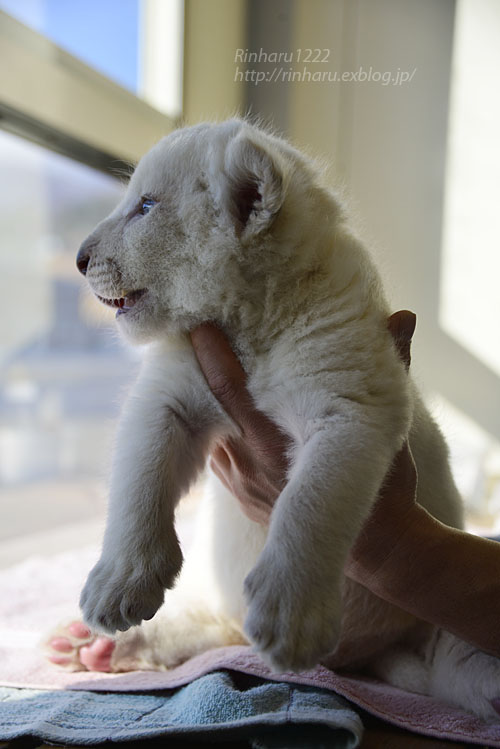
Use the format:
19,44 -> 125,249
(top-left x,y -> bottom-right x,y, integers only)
282,0 -> 500,441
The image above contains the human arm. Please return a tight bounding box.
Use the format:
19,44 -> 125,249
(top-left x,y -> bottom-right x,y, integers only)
190,316 -> 500,658
345,442 -> 500,657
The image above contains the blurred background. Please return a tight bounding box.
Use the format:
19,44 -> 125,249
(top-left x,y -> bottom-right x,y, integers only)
0,0 -> 499,567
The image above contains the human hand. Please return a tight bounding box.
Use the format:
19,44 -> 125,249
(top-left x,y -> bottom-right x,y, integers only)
190,311 -> 417,529
190,323 -> 289,524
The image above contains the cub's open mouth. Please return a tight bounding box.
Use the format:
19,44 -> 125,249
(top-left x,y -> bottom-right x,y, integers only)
95,289 -> 146,316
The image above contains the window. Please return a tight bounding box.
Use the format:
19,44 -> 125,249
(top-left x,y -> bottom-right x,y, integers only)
440,0 -> 500,378
437,0 -> 500,533
0,130 -> 135,566
0,0 -> 183,118
0,5 -> 179,567
0,0 -> 246,568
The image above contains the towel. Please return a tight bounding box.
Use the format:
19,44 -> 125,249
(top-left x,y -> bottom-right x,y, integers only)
2,548 -> 500,746
0,674 -> 362,747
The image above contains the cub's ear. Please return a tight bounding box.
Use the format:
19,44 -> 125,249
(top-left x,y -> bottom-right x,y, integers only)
222,133 -> 285,237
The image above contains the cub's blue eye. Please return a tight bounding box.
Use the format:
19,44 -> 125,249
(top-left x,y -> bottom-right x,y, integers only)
138,197 -> 156,216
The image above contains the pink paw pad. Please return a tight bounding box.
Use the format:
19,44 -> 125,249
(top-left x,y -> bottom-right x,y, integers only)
50,637 -> 73,652
48,635 -> 75,665
79,636 -> 116,672
68,621 -> 91,638
46,620 -> 111,671
48,654 -> 72,665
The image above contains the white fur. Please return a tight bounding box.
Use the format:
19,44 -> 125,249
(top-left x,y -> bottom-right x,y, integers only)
56,120 -> 498,720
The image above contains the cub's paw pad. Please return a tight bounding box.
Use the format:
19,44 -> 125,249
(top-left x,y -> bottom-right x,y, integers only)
80,637 -> 116,672
44,620 -> 115,672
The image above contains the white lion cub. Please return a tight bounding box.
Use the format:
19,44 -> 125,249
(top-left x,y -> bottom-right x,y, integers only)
47,120 -> 500,721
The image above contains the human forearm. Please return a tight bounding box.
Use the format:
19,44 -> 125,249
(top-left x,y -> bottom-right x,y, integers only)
347,502 -> 500,658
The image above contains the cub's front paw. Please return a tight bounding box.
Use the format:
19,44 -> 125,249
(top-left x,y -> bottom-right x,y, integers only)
80,542 -> 183,634
243,551 -> 342,673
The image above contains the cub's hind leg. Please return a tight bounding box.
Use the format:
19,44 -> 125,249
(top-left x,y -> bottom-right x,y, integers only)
372,629 -> 500,722
45,588 -> 246,673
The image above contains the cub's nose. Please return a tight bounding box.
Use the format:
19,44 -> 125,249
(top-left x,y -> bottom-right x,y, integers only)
76,238 -> 96,276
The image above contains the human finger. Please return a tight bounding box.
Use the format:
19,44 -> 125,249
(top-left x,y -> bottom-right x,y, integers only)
378,442 -> 418,506
190,323 -> 257,430
387,310 -> 416,370
191,323 -> 290,455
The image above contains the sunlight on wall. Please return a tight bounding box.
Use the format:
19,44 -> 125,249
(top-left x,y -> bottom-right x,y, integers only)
139,0 -> 184,119
440,0 -> 500,377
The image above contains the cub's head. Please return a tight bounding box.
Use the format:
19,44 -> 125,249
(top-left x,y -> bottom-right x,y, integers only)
76,119 -> 336,344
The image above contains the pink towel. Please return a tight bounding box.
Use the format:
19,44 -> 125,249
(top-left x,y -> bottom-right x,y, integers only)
2,547 -> 500,746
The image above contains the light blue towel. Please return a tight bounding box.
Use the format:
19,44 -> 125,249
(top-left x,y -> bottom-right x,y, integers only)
0,670 -> 363,747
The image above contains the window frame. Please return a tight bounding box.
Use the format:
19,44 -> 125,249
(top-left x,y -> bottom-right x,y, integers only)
0,9 -> 175,171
